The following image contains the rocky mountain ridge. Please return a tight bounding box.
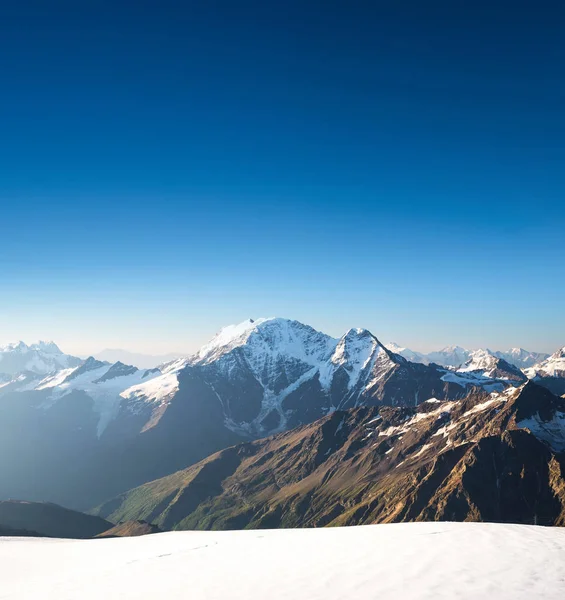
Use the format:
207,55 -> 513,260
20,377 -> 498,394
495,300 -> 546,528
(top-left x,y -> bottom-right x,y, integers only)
95,382 -> 565,529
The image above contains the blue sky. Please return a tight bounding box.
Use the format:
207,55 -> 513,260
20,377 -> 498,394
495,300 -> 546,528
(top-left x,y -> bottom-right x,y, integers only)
1,1 -> 563,355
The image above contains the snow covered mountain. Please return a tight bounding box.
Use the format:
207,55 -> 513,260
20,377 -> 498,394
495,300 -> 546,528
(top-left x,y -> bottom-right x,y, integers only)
525,347 -> 565,378
524,347 -> 565,396
383,342 -> 426,363
169,318 -> 515,436
0,341 -> 81,377
384,344 -> 549,369
493,348 -> 550,369
0,319 -> 556,511
456,349 -> 527,383
423,345 -> 472,367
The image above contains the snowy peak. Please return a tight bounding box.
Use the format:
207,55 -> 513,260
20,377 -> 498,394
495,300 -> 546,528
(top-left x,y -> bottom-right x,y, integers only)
332,328 -> 380,366
493,348 -> 550,368
426,346 -> 471,367
194,318 -> 267,363
94,361 -> 138,383
0,340 -> 62,355
459,349 -> 499,373
525,346 -> 565,380
328,329 -> 389,390
0,341 -> 29,352
192,318 -> 337,368
30,341 -> 63,354
457,349 -> 526,383
0,340 -> 81,376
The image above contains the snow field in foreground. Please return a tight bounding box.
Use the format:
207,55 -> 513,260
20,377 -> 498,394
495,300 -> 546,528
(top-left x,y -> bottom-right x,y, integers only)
1,522 -> 565,600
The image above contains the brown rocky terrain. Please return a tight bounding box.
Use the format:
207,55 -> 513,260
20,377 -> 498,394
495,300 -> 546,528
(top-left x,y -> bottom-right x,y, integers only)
95,520 -> 162,538
94,382 -> 565,529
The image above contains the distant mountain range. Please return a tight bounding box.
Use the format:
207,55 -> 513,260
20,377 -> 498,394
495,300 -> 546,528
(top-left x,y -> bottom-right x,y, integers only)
0,341 -> 81,377
384,343 -> 549,369
0,318 -> 562,516
0,335 -> 549,377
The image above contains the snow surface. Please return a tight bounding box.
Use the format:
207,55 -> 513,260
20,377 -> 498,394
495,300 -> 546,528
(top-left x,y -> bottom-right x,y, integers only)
2,523 -> 565,600
439,369 -> 505,392
377,402 -> 457,438
120,358 -> 189,411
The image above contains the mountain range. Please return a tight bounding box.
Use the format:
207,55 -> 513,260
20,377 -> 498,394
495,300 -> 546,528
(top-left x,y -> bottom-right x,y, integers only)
0,341 -> 81,378
95,381 -> 565,529
0,318 -> 563,518
385,343 -> 549,369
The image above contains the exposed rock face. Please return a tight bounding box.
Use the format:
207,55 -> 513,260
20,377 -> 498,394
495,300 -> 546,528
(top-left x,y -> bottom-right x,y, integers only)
94,383 -> 565,530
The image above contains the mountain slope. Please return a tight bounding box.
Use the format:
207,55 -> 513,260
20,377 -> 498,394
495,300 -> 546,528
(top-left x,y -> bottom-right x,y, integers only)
95,382 -> 565,529
95,520 -> 162,538
0,500 -> 112,538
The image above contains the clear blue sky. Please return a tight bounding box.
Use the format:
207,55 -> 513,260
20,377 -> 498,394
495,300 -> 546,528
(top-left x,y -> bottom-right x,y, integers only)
1,1 -> 563,355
